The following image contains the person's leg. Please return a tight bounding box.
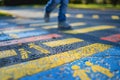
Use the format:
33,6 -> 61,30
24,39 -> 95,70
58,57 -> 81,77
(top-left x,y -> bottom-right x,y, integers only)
58,0 -> 71,30
44,0 -> 60,22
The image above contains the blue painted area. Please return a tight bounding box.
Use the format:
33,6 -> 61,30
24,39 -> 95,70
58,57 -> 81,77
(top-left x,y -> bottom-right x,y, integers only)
20,47 -> 120,80
0,34 -> 12,40
9,30 -> 49,38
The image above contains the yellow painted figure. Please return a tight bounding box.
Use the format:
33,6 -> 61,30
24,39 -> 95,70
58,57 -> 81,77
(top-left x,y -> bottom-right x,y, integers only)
72,65 -> 90,80
85,61 -> 114,78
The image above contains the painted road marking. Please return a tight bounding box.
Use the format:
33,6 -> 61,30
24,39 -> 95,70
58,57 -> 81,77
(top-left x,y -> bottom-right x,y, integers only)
76,14 -> 84,18
30,22 -> 57,27
1,28 -> 36,34
72,65 -> 90,80
0,26 -> 24,31
0,49 -> 17,59
28,43 -> 50,54
43,38 -> 83,47
66,14 -> 71,17
0,34 -> 61,47
0,43 -> 112,80
19,49 -> 31,59
43,22 -> 86,29
92,15 -> 99,19
86,62 -> 114,78
111,15 -> 119,20
17,20 -> 44,24
9,34 -> 19,38
63,25 -> 116,34
101,34 -> 120,42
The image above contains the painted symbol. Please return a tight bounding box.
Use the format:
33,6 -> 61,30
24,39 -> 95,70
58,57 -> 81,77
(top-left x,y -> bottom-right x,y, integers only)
72,65 -> 90,80
28,43 -> 50,54
19,48 -> 31,59
85,61 -> 114,78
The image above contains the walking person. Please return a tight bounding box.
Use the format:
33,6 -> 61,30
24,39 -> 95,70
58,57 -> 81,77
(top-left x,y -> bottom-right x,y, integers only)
44,0 -> 72,30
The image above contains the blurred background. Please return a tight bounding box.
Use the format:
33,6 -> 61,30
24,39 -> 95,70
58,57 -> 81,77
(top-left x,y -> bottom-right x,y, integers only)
0,0 -> 120,10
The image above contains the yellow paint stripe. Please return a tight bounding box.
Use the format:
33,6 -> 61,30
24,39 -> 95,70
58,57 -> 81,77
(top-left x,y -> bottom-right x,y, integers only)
30,22 -> 57,27
111,15 -> 119,20
19,48 -> 31,59
43,38 -> 83,47
2,28 -> 36,34
76,14 -> 84,18
0,43 -> 112,80
9,34 -> 19,38
66,14 -> 71,17
63,25 -> 116,34
43,22 -> 86,29
92,15 -> 99,19
0,49 -> 17,59
28,43 -> 50,54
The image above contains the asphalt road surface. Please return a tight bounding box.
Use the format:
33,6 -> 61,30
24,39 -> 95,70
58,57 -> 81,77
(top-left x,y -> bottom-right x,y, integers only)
0,6 -> 120,80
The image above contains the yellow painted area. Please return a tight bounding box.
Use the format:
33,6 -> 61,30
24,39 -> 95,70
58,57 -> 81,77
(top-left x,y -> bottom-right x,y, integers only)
19,48 -> 31,59
66,14 -> 71,17
0,43 -> 111,80
86,62 -> 114,78
30,22 -> 57,27
92,15 -> 99,19
9,34 -> 19,38
111,15 -> 119,20
76,14 -> 84,18
43,22 -> 86,29
63,25 -> 116,34
72,65 -> 90,80
43,38 -> 83,47
28,43 -> 50,54
2,28 -> 36,34
0,49 -> 17,58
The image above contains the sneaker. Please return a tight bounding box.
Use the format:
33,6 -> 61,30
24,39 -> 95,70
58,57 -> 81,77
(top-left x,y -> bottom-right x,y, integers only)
58,22 -> 72,30
44,12 -> 50,22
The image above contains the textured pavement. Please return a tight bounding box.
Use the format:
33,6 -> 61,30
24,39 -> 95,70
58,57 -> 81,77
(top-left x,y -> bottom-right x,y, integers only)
0,6 -> 120,80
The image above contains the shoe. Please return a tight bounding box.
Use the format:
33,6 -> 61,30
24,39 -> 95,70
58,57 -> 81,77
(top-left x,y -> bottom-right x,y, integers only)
44,12 -> 50,22
58,22 -> 72,30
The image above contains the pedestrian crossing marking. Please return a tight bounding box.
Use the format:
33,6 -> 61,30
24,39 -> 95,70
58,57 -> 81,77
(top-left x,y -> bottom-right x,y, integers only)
86,62 -> 114,78
30,22 -> 57,27
101,34 -> 120,42
43,22 -> 86,29
72,65 -> 90,80
1,28 -> 36,34
0,49 -> 17,59
43,38 -> 83,47
111,15 -> 119,20
28,43 -> 50,54
0,43 -> 111,80
19,48 -> 31,59
76,14 -> 84,18
17,20 -> 44,24
66,14 -> 71,17
92,15 -> 99,19
9,34 -> 19,38
63,25 -> 116,34
0,34 -> 61,47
